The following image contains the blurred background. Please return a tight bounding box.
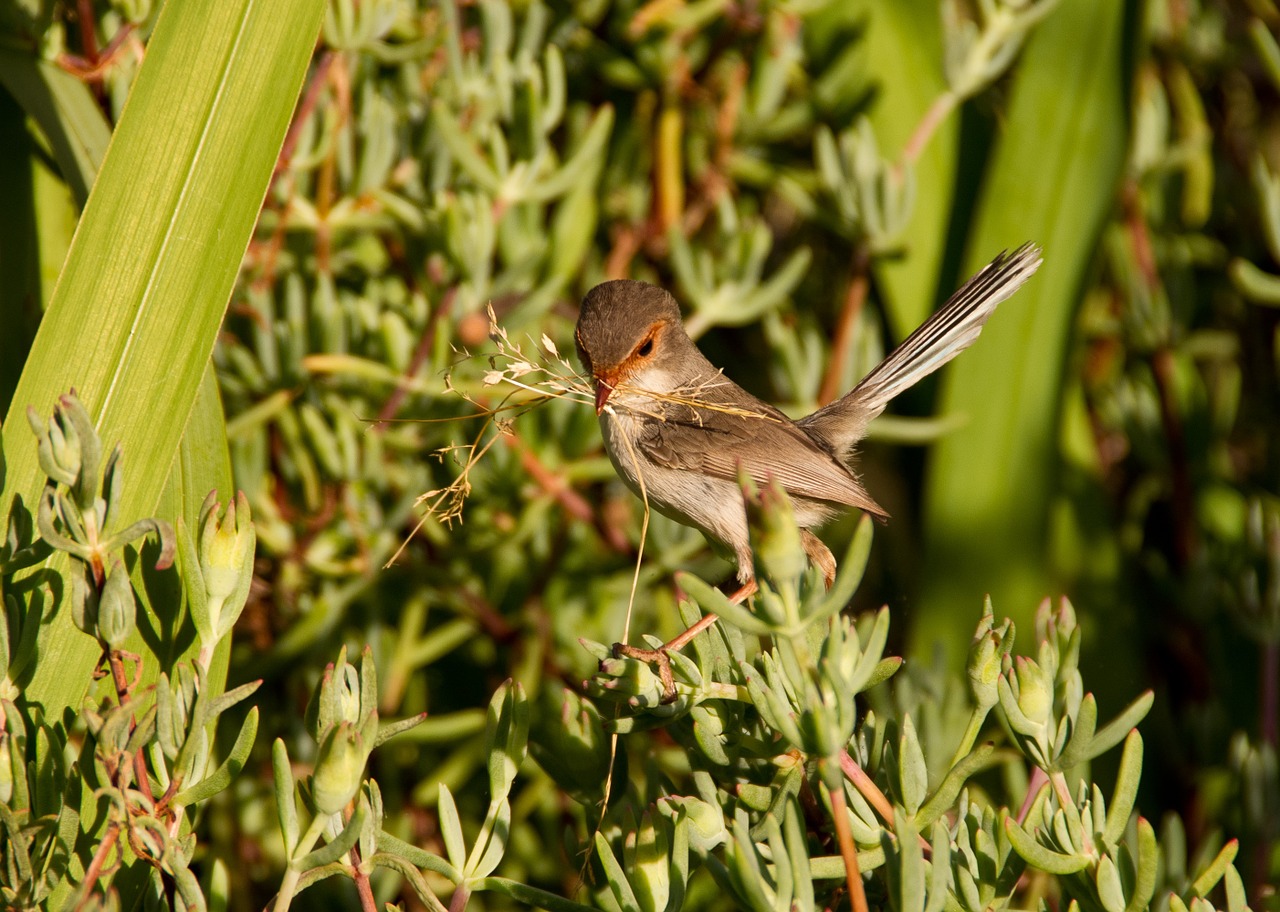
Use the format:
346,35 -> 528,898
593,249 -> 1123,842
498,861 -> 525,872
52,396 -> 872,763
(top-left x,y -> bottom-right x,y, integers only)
3,0 -> 1279,906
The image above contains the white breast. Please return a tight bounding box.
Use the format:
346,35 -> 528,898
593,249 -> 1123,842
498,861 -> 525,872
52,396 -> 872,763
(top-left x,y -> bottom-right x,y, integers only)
598,406 -> 749,567
595,369 -> 841,583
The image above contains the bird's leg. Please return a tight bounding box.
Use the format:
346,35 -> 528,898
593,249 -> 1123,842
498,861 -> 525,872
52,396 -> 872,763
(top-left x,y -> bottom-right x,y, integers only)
612,580 -> 756,704
612,535 -> 834,703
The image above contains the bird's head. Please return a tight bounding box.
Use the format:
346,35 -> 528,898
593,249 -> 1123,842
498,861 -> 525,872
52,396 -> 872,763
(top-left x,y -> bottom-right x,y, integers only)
575,280 -> 688,413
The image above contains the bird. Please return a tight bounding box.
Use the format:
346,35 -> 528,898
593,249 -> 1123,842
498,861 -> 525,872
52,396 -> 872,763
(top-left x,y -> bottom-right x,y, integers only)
574,244 -> 1042,698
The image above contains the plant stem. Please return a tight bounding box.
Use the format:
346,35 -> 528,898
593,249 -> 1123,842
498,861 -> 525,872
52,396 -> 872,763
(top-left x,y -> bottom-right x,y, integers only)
448,883 -> 471,912
817,246 -> 870,407
825,777 -> 868,912
948,706 -> 991,770
272,814 -> 330,912
1016,767 -> 1048,824
839,750 -> 894,826
839,750 -> 931,850
350,844 -> 378,912
509,432 -> 596,522
107,648 -> 132,705
75,821 -> 121,909
898,92 -> 958,178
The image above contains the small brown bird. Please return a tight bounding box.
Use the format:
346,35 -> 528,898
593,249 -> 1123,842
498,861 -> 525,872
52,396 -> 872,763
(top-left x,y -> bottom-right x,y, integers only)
575,245 -> 1041,697
577,245 -> 1041,589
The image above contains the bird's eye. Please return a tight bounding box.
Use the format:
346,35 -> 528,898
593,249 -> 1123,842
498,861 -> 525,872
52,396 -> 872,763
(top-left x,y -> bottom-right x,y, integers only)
637,338 -> 654,357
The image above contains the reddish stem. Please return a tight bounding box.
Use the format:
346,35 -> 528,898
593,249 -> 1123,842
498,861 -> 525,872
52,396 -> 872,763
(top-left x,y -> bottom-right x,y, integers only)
1016,767 -> 1049,824
897,92 -> 958,180
839,750 -> 931,851
448,884 -> 470,912
75,822 -> 121,909
349,844 -> 378,912
507,434 -> 595,523
604,224 -> 643,280
107,649 -> 131,704
275,51 -> 336,182
678,60 -> 743,238
75,0 -> 100,70
818,247 -> 871,406
58,23 -> 136,82
838,750 -> 894,824
827,779 -> 868,912
253,53 -> 335,291
460,589 -> 517,641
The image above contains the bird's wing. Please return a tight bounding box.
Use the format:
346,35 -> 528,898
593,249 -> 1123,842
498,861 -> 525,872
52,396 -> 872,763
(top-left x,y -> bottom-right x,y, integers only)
634,402 -> 889,518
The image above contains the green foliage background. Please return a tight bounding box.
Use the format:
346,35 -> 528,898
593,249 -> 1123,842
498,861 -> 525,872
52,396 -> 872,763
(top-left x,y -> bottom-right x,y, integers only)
2,0 -> 1279,908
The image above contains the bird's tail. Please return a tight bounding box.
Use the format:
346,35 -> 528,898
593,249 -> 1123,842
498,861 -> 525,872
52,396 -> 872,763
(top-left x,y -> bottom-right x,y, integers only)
800,243 -> 1043,457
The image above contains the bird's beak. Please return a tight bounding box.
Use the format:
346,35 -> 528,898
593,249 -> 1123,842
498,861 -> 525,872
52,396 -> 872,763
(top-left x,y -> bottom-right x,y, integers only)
594,375 -> 614,414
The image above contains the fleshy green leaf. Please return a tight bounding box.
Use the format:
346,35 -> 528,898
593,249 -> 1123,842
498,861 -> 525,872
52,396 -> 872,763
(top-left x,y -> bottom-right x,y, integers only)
437,783 -> 467,872
174,707 -> 258,807
1103,730 -> 1144,846
1089,693 -> 1155,760
1004,816 -> 1090,875
273,738 -> 299,858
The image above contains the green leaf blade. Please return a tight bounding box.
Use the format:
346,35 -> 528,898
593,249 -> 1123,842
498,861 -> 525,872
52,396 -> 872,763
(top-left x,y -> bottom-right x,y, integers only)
6,0 -> 326,721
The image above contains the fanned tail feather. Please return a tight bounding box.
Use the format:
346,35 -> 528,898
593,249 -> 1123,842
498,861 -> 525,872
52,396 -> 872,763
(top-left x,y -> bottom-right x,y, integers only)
800,243 -> 1043,456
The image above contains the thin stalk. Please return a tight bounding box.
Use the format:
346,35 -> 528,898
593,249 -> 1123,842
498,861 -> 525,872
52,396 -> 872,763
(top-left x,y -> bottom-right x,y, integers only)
817,247 -> 871,407
74,821 -> 121,910
839,750 -> 931,851
272,814 -> 330,912
948,704 -> 992,770
825,774 -> 868,912
898,92 -> 959,178
448,883 -> 471,912
839,750 -> 893,825
350,844 -> 378,912
1016,767 -> 1048,824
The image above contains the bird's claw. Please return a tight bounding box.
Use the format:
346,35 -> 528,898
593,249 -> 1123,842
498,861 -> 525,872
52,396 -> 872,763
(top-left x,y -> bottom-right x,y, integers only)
611,642 -> 679,704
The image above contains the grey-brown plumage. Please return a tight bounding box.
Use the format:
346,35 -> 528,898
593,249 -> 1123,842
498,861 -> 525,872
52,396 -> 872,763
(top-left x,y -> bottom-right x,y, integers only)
575,244 -> 1042,586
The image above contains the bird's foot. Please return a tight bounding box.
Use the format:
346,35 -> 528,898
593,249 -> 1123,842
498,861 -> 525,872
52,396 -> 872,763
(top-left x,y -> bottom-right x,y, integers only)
611,582 -> 756,704
611,641 -> 679,704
